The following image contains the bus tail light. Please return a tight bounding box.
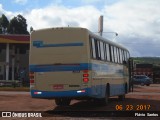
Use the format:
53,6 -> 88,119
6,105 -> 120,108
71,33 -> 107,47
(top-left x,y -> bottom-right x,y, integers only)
83,73 -> 89,77
83,70 -> 89,83
83,78 -> 89,82
29,72 -> 35,87
30,79 -> 34,84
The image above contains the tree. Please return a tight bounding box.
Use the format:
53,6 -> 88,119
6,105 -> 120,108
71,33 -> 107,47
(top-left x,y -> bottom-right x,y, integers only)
0,14 -> 9,34
8,14 -> 29,34
8,17 -> 19,34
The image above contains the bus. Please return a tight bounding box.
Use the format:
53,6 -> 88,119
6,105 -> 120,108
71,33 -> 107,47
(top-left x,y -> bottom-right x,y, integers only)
29,27 -> 130,106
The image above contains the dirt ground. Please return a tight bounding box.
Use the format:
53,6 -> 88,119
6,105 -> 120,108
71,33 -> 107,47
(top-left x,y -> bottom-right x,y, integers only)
0,84 -> 160,120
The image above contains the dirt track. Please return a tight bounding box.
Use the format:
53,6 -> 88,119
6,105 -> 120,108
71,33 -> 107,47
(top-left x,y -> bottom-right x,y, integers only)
0,84 -> 160,119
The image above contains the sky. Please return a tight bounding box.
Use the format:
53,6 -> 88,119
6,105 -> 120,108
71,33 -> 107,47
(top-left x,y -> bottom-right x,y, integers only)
0,0 -> 160,57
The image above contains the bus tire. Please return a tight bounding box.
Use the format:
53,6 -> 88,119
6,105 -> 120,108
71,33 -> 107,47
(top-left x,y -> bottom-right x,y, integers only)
100,85 -> 109,105
125,83 -> 128,94
118,83 -> 127,101
55,98 -> 71,106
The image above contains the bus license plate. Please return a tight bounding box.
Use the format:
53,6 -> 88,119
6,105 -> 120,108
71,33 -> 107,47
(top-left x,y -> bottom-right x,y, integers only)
53,84 -> 64,89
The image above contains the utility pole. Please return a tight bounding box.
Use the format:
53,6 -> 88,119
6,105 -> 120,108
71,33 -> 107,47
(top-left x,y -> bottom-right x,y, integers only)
98,15 -> 103,36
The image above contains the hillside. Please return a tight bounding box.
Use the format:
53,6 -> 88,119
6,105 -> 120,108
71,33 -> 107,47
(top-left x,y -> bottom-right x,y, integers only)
132,57 -> 160,66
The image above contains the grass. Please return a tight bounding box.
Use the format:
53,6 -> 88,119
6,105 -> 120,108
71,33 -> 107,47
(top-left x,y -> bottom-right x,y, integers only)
0,87 -> 30,92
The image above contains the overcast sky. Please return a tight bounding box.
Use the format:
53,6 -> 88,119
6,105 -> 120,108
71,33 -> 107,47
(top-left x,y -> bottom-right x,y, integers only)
0,0 -> 160,57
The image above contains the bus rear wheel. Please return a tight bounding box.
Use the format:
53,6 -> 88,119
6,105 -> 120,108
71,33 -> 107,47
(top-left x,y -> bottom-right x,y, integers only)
55,98 -> 71,106
100,86 -> 109,105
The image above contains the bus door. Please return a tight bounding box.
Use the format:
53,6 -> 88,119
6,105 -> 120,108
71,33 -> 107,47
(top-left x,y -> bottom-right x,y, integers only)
128,58 -> 134,92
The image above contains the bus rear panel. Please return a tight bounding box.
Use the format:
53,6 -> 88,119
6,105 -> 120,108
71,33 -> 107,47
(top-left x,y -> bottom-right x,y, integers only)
30,28 -> 92,99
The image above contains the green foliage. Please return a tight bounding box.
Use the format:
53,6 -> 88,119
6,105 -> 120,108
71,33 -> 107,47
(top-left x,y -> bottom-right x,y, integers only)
0,14 -> 29,34
133,57 -> 160,66
8,14 -> 29,34
0,14 -> 9,34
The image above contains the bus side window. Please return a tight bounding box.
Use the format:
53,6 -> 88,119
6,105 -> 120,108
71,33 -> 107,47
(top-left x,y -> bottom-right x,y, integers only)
122,50 -> 125,63
119,49 -> 123,64
123,50 -> 127,63
90,37 -> 96,59
100,41 -> 105,60
96,40 -> 101,60
106,43 -> 110,61
116,47 -> 120,63
125,51 -> 128,61
94,39 -> 100,60
127,51 -> 130,59
103,43 -> 107,61
110,45 -> 115,62
114,46 -> 117,63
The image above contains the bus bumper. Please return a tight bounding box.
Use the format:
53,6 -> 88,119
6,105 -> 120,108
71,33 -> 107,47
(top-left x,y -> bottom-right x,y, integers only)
30,88 -> 91,99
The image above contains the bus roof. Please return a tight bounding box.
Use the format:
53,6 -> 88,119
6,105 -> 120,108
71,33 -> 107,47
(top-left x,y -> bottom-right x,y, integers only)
88,30 -> 129,52
31,27 -> 87,33
31,27 -> 129,52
